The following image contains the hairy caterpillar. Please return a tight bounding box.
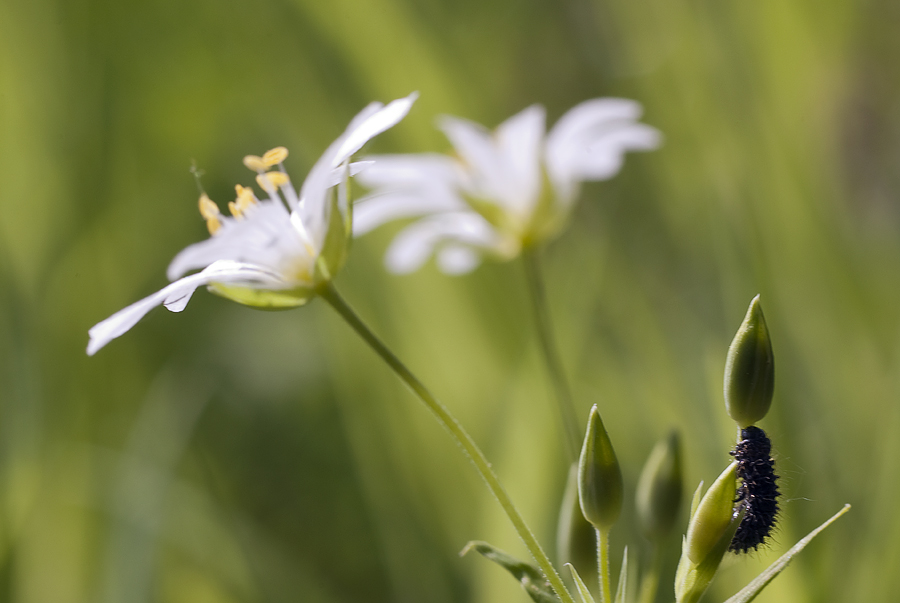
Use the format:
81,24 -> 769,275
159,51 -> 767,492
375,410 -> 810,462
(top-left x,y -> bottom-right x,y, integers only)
729,426 -> 780,553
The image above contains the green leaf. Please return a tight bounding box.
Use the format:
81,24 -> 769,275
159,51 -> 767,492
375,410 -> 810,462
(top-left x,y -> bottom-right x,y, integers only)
565,563 -> 596,603
461,541 -> 559,603
614,546 -> 628,603
722,505 -> 850,603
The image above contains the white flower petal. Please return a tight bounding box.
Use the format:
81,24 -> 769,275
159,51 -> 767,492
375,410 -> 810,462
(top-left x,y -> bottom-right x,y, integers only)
352,154 -> 468,235
576,124 -> 662,180
353,189 -> 466,236
87,260 -> 285,355
384,212 -> 498,274
495,105 -> 545,213
545,98 -> 661,203
354,154 -> 461,188
333,92 -> 418,166
436,244 -> 481,274
438,115 -> 510,202
300,93 -> 418,252
167,201 -> 309,281
548,98 -> 643,150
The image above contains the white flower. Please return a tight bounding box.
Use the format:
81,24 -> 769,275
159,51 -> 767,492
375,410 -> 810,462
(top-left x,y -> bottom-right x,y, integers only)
353,98 -> 660,274
87,93 -> 417,356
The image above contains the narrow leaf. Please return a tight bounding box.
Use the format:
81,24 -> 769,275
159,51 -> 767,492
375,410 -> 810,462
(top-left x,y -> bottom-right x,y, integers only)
461,541 -> 559,603
565,563 -> 596,603
722,504 -> 850,603
614,546 -> 628,603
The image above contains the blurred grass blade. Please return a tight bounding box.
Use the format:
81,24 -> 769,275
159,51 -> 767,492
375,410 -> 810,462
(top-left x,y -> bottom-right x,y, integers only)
614,546 -> 628,603
723,505 -> 851,603
565,563 -> 596,603
461,541 -> 559,603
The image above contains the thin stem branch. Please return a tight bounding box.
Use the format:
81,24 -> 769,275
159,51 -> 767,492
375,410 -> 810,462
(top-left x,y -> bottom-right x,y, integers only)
523,246 -> 582,462
320,283 -> 575,603
596,528 -> 612,603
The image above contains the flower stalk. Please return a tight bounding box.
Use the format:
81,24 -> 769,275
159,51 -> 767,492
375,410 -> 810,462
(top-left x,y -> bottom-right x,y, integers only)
523,246 -> 581,461
318,282 -> 575,603
596,528 -> 613,603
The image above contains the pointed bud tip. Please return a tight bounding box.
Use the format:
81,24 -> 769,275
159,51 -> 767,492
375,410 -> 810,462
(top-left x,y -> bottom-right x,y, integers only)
578,405 -> 624,532
724,295 -> 774,428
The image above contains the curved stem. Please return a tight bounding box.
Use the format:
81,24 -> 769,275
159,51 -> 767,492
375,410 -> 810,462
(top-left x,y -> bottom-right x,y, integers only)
523,247 -> 582,462
596,528 -> 612,603
320,283 -> 575,603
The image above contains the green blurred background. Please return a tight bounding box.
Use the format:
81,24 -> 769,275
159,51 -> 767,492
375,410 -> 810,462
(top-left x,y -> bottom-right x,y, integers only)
1,0 -> 898,601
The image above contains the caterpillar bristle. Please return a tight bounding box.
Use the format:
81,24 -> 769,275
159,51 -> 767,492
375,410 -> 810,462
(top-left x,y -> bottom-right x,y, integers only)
729,426 -> 780,553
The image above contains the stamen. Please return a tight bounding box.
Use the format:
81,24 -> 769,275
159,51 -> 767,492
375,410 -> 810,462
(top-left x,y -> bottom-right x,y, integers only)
256,171 -> 290,192
262,146 -> 288,167
206,217 -> 222,235
243,155 -> 267,172
198,193 -> 220,220
229,184 -> 258,218
198,193 -> 222,235
235,183 -> 257,204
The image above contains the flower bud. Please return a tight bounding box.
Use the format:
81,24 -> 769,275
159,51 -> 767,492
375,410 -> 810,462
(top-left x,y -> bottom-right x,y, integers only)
556,463 -> 598,591
684,462 -> 737,565
636,430 -> 683,541
674,462 -> 740,603
724,295 -> 775,428
578,405 -> 623,532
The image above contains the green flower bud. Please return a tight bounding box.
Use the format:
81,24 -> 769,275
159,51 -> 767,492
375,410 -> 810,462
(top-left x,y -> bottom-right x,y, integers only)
675,462 -> 740,603
684,462 -> 737,565
578,405 -> 623,532
724,295 -> 775,428
636,430 -> 683,542
556,463 -> 598,592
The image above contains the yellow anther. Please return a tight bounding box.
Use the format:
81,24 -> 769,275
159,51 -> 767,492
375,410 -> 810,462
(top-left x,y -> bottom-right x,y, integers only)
198,193 -> 222,235
229,184 -> 257,218
206,216 -> 222,235
256,171 -> 290,192
266,171 -> 290,186
235,184 -> 256,203
262,146 -> 288,167
198,193 -> 220,220
243,155 -> 267,172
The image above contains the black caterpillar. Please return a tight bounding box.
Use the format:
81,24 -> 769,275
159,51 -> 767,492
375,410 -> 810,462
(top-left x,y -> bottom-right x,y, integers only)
729,426 -> 780,553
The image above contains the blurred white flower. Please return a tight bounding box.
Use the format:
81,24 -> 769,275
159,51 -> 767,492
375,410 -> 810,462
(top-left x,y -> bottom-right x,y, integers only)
353,99 -> 660,274
87,93 -> 417,355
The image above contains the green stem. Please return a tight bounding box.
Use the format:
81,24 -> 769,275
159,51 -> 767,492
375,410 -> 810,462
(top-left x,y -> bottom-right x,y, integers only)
320,283 -> 575,603
523,247 -> 581,462
636,543 -> 660,603
596,528 -> 612,603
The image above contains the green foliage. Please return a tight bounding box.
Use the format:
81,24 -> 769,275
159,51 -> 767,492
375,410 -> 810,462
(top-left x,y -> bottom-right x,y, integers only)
461,541 -> 559,603
567,563 -> 597,603
722,505 -> 851,603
